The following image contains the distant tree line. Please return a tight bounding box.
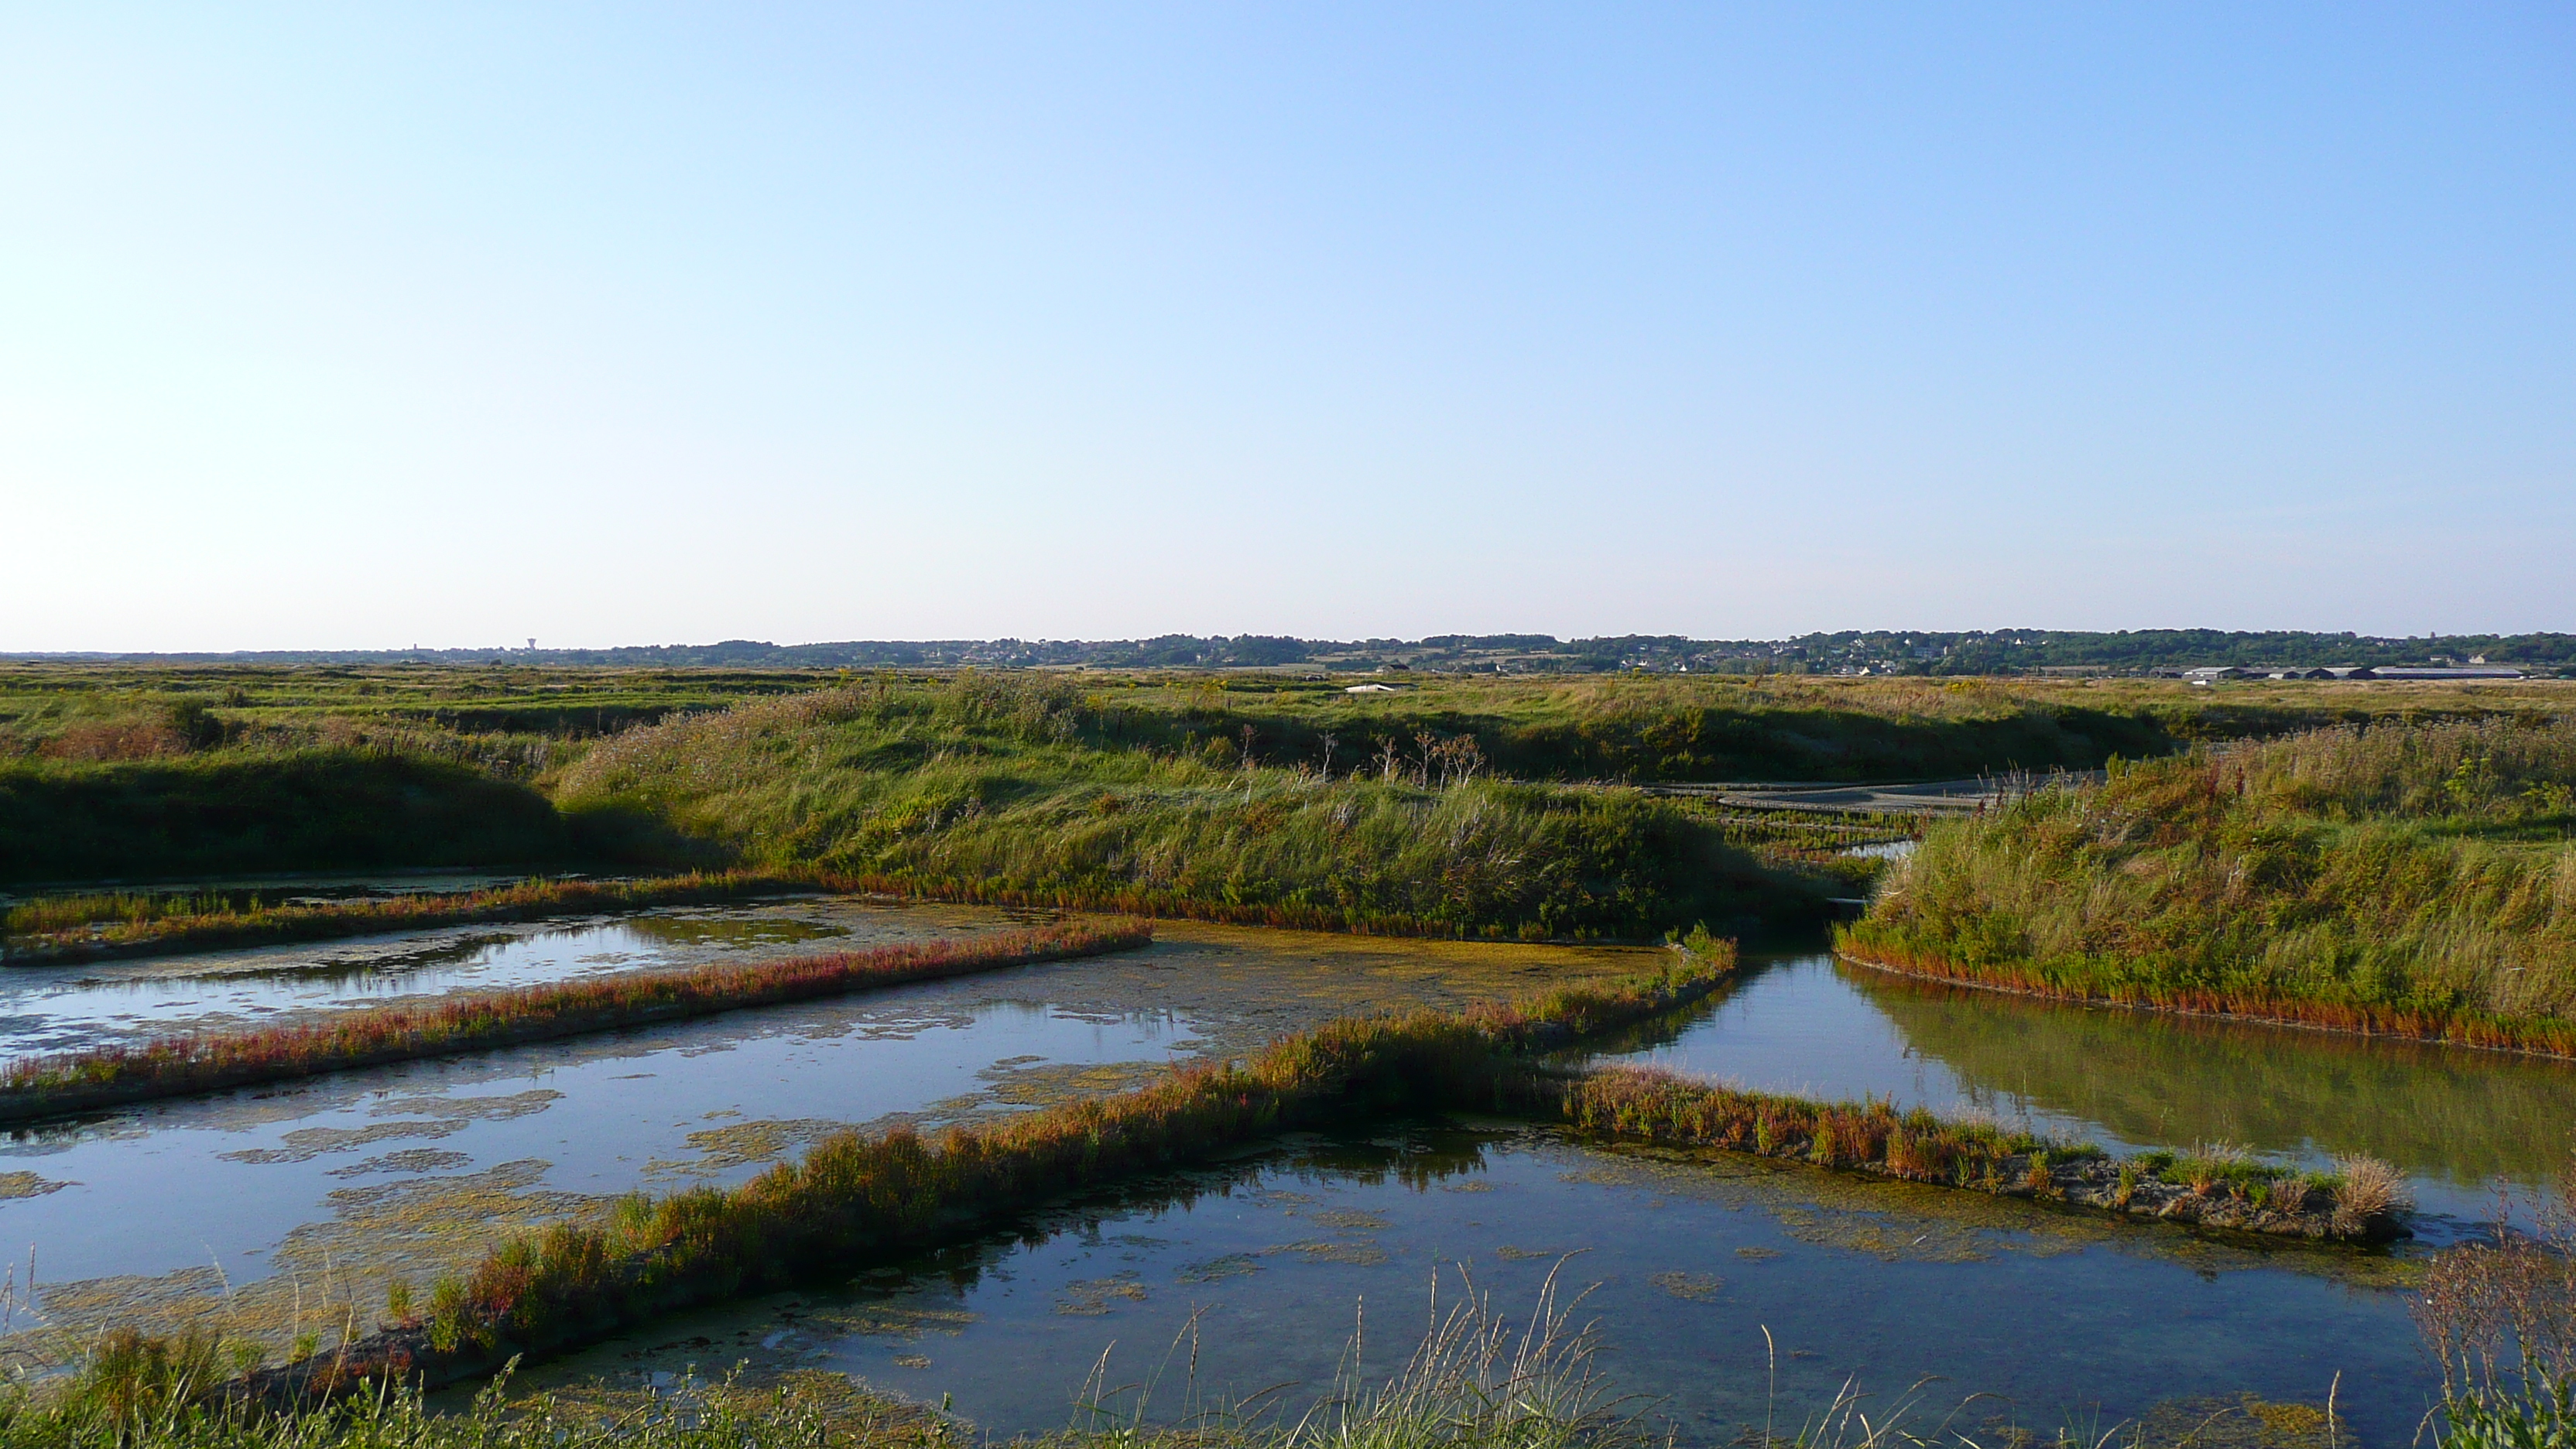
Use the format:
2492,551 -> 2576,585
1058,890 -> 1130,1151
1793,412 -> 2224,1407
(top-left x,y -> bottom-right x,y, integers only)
11,629 -> 2571,674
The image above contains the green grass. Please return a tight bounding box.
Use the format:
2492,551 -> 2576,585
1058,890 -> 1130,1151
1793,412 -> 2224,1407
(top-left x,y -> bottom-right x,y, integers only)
14,663 -> 2575,933
0,751 -> 574,885
548,677 -> 1845,938
1840,717 -> 2576,1053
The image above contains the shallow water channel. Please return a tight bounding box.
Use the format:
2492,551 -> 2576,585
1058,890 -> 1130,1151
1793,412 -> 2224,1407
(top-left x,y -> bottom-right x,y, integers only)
0,896 -> 985,1060
0,909 -> 2565,1443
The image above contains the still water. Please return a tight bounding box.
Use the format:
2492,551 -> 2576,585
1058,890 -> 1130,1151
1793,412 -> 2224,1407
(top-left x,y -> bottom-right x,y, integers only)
0,897 -> 1015,1060
0,912 -> 1653,1351
1608,948 -> 2575,1225
3,906 -> 2565,1443
527,1122 -> 2432,1444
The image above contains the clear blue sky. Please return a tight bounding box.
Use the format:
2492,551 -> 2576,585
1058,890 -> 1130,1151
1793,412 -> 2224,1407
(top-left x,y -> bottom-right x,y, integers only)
4,5 -> 2569,649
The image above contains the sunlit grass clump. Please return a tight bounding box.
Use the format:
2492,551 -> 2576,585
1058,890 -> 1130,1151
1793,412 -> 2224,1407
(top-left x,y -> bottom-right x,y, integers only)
1841,717 -> 2576,1053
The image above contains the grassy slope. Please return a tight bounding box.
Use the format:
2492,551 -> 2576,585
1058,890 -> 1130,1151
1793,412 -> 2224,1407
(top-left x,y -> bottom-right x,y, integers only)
1842,718 -> 2576,1049
0,752 -> 570,883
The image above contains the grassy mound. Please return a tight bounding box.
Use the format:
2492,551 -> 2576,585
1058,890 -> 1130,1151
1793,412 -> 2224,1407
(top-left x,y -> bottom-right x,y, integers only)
1841,718 -> 2576,1051
552,677 -> 1838,938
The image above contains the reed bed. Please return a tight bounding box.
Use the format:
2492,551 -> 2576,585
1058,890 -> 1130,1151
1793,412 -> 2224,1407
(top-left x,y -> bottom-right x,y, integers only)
246,957 -> 1737,1399
0,872 -> 824,965
0,919 -> 1153,1123
1842,717 -> 2576,1056
1534,1067 -> 2406,1240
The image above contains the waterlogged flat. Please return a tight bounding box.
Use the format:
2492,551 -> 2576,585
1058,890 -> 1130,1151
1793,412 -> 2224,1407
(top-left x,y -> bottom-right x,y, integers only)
0,896 -> 1019,1060
515,1123 -> 2434,1447
0,913 -> 1657,1352
1601,950 -> 2576,1224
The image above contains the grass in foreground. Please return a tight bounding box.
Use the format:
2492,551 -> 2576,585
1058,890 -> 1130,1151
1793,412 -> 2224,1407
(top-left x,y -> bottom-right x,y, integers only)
0,919 -> 1153,1122
6,1261 -> 2352,1449
1840,718 -> 2576,1054
2413,1152 -> 2576,1448
1,872 -> 818,964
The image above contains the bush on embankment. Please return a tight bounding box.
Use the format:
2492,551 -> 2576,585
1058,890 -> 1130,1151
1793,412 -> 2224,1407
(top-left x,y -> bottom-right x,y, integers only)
551,677 -> 1838,939
0,751 -> 571,885
1840,718 -> 2576,1053
0,919 -> 1153,1122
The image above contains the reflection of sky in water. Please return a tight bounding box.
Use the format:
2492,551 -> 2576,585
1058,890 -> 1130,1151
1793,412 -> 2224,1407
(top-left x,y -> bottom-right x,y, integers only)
0,902 -> 1014,1062
0,915 -> 2532,1430
1602,952 -> 2576,1223
529,1125 -> 2437,1447
0,992 -> 1195,1285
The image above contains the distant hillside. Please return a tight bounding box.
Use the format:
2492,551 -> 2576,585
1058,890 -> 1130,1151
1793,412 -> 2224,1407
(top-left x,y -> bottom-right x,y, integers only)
10,629 -> 2572,676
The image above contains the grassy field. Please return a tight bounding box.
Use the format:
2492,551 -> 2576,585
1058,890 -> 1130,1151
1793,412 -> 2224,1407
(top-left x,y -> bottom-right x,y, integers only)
1841,717 -> 2576,1053
545,677 -> 1860,938
9,661 -> 2573,937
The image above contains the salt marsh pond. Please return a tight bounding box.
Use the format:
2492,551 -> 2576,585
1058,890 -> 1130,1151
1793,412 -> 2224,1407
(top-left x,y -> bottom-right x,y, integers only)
2,901 -> 2565,1443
